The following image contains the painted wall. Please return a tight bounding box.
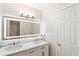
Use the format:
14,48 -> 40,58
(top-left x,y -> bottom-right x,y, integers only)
0,3 -> 42,19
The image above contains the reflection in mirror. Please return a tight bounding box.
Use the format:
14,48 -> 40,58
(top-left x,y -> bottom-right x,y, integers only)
6,20 -> 20,37
4,17 -> 41,39
20,21 -> 40,35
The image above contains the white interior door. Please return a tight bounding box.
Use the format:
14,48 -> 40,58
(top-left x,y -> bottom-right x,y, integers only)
57,10 -> 66,56
70,4 -> 79,56
57,4 -> 79,56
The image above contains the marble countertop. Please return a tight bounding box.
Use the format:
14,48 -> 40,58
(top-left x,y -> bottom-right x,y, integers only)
0,40 -> 48,56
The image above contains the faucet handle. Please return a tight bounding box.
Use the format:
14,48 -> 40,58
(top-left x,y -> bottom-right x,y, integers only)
13,42 -> 16,45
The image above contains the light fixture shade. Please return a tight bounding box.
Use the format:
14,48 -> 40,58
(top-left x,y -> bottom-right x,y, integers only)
19,13 -> 24,17
18,9 -> 35,19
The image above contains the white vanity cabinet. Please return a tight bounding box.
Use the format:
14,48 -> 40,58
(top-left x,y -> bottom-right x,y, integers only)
8,44 -> 49,56
26,44 -> 49,56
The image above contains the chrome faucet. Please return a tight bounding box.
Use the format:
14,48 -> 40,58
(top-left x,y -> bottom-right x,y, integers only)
0,41 -> 22,49
12,41 -> 21,46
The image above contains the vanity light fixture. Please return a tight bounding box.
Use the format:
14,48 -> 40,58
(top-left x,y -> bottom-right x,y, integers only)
18,8 -> 35,19
19,13 -> 35,19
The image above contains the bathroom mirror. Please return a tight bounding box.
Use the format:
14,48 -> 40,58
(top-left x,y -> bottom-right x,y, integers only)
3,16 -> 41,39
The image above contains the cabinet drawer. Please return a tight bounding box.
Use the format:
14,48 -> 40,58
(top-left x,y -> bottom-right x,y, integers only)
26,48 -> 37,56
39,44 -> 49,50
8,51 -> 26,56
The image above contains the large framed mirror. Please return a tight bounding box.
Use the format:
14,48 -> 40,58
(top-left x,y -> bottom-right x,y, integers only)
3,16 -> 41,39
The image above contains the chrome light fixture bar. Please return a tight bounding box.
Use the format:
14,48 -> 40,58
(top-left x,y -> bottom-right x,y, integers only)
19,13 -> 35,19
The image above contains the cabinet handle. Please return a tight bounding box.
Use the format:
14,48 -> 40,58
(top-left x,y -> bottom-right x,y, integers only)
42,52 -> 45,56
41,47 -> 45,49
29,50 -> 34,53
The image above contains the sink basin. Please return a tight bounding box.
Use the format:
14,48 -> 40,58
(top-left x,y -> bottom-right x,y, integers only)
33,40 -> 42,44
4,45 -> 22,51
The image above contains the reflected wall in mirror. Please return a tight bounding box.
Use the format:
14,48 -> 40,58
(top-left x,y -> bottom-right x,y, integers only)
6,20 -> 20,37
20,21 -> 40,35
3,17 -> 41,39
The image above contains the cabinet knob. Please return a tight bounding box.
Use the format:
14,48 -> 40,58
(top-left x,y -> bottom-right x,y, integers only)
29,50 -> 34,53
41,47 -> 45,49
42,52 -> 45,56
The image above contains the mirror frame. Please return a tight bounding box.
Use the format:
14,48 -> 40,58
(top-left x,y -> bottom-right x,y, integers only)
2,16 -> 41,40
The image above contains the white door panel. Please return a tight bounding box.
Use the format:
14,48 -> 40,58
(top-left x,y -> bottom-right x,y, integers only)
76,23 -> 79,45
57,4 -> 79,56
71,23 -> 76,45
57,10 -> 65,56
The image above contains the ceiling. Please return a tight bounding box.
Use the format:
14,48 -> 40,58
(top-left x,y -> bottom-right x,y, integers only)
26,3 -> 72,10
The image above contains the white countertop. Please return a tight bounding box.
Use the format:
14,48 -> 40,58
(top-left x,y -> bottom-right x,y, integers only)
0,40 -> 48,56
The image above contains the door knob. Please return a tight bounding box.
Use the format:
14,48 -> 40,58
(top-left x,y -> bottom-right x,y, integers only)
57,42 -> 62,46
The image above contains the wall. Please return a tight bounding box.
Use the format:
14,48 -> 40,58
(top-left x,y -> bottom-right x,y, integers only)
0,3 -> 42,19
0,3 -> 42,42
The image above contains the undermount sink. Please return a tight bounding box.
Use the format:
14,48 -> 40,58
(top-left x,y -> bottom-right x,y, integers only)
4,45 -> 22,51
33,40 -> 42,44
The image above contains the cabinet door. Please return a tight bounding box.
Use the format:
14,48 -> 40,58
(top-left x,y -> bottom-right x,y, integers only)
27,48 -> 37,56
37,44 -> 49,56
